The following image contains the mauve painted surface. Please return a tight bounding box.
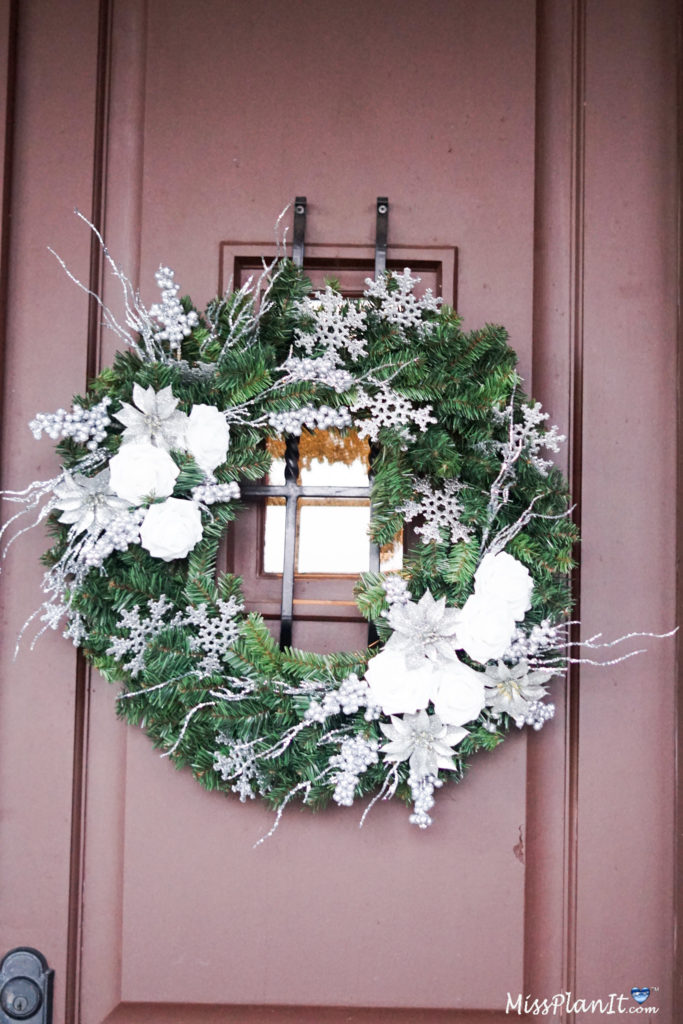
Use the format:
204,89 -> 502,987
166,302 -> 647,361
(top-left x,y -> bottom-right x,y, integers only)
0,0 -> 678,1022
0,0 -> 100,1011
138,0 -> 537,377
576,0 -> 677,1008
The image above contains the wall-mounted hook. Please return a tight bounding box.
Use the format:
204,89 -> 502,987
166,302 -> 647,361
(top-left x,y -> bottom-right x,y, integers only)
375,197 -> 389,277
292,196 -> 307,268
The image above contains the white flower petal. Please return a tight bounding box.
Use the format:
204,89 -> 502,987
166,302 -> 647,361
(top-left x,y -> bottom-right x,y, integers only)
457,593 -> 517,665
474,551 -> 533,621
430,658 -> 486,726
364,649 -> 435,716
140,497 -> 203,561
109,442 -> 179,506
186,405 -> 230,475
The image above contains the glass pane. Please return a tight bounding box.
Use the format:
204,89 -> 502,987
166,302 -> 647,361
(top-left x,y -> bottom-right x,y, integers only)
297,499 -> 403,573
263,497 -> 286,573
265,437 -> 286,485
297,499 -> 371,573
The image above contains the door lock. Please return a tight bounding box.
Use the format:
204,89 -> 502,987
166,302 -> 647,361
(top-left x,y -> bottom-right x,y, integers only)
0,950 -> 52,1023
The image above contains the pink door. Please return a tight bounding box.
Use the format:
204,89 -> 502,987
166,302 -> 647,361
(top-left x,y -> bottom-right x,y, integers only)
1,1 -> 679,1021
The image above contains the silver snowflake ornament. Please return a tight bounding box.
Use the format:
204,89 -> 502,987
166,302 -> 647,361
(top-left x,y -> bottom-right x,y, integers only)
52,468 -> 130,536
385,590 -> 460,668
113,383 -> 188,449
402,477 -> 473,545
352,382 -> 436,443
293,286 -> 368,363
380,709 -> 466,779
185,597 -> 244,678
107,595 -> 180,677
483,659 -> 554,727
363,268 -> 442,332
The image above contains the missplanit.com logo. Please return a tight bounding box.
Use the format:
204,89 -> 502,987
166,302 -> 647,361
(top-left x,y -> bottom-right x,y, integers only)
505,989 -> 660,1015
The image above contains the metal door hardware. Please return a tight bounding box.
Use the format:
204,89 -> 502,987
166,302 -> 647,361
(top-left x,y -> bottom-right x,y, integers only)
0,949 -> 52,1023
375,196 -> 389,276
292,195 -> 307,268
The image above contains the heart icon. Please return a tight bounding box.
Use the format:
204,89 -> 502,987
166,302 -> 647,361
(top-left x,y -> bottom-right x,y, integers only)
631,988 -> 650,1004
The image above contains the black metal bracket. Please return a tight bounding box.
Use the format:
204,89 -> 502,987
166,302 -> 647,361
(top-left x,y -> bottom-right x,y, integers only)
0,948 -> 53,1023
292,196 -> 307,268
375,196 -> 389,277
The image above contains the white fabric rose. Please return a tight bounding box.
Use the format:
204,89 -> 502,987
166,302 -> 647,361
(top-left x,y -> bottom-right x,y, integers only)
474,551 -> 533,621
109,442 -> 179,506
140,498 -> 203,561
430,659 -> 486,727
364,648 -> 436,716
456,593 -> 517,665
185,404 -> 230,475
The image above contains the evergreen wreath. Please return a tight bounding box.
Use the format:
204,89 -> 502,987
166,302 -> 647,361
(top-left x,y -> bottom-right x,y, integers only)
3,228 -> 597,837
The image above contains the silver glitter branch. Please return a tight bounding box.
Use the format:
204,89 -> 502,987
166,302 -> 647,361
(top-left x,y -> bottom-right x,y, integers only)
161,700 -> 218,758
483,496 -> 575,559
480,388 -> 567,554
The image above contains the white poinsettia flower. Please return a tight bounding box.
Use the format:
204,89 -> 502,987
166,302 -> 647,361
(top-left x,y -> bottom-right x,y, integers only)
456,593 -> 517,665
474,551 -> 533,621
113,383 -> 189,450
364,648 -> 435,716
385,590 -> 461,669
140,497 -> 203,561
52,468 -> 129,536
109,441 -> 180,506
484,659 -> 554,727
185,404 -> 230,475
380,709 -> 467,779
430,658 -> 486,727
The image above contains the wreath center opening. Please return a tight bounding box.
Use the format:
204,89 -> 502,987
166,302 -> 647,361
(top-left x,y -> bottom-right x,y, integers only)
224,427 -> 402,654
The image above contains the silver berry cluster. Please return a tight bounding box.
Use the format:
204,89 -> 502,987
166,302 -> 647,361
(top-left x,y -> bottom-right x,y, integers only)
304,673 -> 375,723
504,619 -> 562,660
282,354 -> 354,393
149,266 -> 200,351
383,574 -> 411,606
330,735 -> 379,807
267,403 -> 352,436
518,700 -> 555,731
408,770 -> 443,829
79,509 -> 144,568
192,480 -> 241,505
29,397 -> 112,450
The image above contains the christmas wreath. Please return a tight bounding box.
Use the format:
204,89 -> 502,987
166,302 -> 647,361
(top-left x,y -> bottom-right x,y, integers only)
3,231 -> 589,836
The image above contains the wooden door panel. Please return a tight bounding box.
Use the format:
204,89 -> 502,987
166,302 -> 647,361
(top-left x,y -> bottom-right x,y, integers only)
80,2 -> 538,1019
80,711 -> 527,1015
1,1 -> 678,1022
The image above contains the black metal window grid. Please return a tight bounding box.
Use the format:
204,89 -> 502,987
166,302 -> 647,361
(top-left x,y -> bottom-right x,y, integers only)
239,197 -> 389,650
240,436 -> 380,648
